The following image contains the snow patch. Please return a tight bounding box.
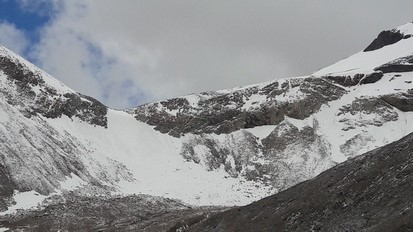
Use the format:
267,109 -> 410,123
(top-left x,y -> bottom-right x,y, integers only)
60,173 -> 87,191
243,125 -> 276,140
0,191 -> 47,216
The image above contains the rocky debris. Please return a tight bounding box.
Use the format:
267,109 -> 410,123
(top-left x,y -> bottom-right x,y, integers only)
381,91 -> 413,112
191,132 -> 413,232
181,121 -> 334,192
0,54 -> 107,127
340,133 -> 375,158
134,77 -> 346,137
322,72 -> 383,87
375,55 -> 413,73
181,131 -> 261,179
0,163 -> 16,212
0,194 -> 227,232
261,122 -> 333,191
364,29 -> 411,52
337,97 -> 399,130
34,93 -> 108,128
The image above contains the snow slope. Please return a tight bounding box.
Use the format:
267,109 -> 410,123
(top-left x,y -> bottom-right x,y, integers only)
314,22 -> 413,76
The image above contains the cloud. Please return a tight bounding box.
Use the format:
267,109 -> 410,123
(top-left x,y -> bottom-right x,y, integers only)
21,0 -> 413,108
0,22 -> 29,55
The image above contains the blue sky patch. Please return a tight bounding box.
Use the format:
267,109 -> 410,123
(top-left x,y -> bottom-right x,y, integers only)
0,0 -> 52,42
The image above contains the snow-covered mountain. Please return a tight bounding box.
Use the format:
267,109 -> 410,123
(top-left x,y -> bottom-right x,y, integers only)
0,22 -> 413,214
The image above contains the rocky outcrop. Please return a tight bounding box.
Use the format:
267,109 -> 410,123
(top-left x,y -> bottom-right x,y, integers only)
180,121 -> 334,192
181,131 -> 261,179
260,122 -> 333,190
322,72 -> 383,87
134,77 -> 346,137
0,52 -> 107,127
337,97 -> 398,130
381,91 -> 413,112
192,132 -> 413,232
340,133 -> 375,158
375,55 -> 413,73
0,163 -> 16,211
364,29 -> 411,52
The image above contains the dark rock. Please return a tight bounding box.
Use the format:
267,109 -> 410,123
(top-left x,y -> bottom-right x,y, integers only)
381,93 -> 413,111
0,162 -> 16,211
34,93 -> 108,128
0,56 -> 45,87
323,72 -> 383,87
364,29 -> 406,52
0,54 -> 108,127
360,72 -> 384,84
375,55 -> 413,73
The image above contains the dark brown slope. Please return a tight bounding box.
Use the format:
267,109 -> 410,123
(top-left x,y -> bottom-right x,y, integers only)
191,133 -> 413,232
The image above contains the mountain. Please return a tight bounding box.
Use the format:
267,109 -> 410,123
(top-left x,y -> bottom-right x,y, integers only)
0,21 -> 412,227
131,21 -> 413,196
191,131 -> 413,232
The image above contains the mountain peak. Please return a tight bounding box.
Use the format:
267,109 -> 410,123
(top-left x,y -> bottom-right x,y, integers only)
363,22 -> 413,52
314,22 -> 413,76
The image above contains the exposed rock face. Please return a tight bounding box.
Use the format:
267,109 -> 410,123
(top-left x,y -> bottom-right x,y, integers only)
337,97 -> 399,130
339,133 -> 375,158
192,133 -> 413,232
134,77 -> 346,137
181,131 -> 261,178
260,122 -> 333,190
323,72 -> 383,87
180,121 -> 334,193
364,29 -> 410,52
0,163 -> 16,211
0,51 -> 107,127
375,55 -> 413,73
381,91 -> 413,112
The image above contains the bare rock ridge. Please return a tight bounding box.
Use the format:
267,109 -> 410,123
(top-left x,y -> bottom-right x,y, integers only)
323,71 -> 383,87
191,132 -> 413,232
364,28 -> 411,52
375,55 -> 413,73
0,51 -> 108,127
134,77 -> 347,137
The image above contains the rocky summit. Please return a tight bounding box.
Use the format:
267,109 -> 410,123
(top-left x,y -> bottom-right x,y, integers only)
0,22 -> 413,231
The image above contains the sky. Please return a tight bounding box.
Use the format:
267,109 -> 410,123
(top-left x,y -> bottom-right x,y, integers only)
0,0 -> 412,108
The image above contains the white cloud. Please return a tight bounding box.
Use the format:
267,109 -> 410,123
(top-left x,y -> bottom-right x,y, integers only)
0,22 -> 29,55
27,0 -> 293,108
22,0 -> 413,108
